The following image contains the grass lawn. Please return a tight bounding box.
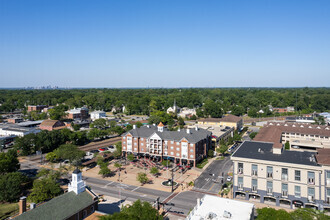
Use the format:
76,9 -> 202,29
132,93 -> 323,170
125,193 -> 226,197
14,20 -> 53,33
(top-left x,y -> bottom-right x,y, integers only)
196,158 -> 209,169
0,203 -> 18,220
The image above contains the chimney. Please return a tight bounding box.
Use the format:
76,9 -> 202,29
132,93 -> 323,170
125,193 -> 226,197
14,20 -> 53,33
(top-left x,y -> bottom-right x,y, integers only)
19,196 -> 27,214
195,125 -> 198,131
186,129 -> 190,134
133,124 -> 136,129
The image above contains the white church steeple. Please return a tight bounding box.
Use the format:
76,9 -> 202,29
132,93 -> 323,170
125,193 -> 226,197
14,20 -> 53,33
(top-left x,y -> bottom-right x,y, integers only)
68,169 -> 86,194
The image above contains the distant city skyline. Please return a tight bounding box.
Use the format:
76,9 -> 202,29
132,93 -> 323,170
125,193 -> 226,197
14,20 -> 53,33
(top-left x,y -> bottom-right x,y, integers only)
1,0 -> 330,88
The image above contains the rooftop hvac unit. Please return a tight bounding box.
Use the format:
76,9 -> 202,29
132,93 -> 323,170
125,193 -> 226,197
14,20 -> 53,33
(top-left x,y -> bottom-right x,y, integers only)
223,210 -> 232,218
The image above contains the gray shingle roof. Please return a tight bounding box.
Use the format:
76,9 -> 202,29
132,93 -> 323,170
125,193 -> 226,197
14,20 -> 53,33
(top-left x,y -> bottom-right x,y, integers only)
232,141 -> 319,167
14,191 -> 95,220
123,125 -> 211,144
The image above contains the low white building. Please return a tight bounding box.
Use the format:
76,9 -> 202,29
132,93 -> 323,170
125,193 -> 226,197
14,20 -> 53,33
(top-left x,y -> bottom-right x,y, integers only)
90,110 -> 106,121
178,107 -> 197,119
0,124 -> 40,137
186,195 -> 255,220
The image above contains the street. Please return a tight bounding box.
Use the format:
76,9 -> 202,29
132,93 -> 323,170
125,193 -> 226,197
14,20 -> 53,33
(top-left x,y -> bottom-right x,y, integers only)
193,157 -> 233,194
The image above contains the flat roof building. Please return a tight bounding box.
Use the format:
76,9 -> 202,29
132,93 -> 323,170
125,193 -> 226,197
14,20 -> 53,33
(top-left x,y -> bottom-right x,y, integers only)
231,140 -> 330,212
186,195 -> 255,220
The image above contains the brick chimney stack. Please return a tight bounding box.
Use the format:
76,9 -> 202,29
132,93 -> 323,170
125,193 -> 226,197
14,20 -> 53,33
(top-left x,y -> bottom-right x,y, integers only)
19,196 -> 27,214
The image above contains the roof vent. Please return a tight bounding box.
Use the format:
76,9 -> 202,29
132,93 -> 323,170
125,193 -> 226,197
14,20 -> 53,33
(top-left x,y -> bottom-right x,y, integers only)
195,125 -> 198,131
223,210 -> 232,218
258,148 -> 261,153
133,124 -> 136,129
309,126 -> 312,128
178,128 -> 180,132
186,129 -> 190,134
326,127 -> 329,130
317,126 -> 321,129
292,125 -> 296,127
300,125 -> 304,128
277,123 -> 280,126
147,125 -> 150,128
269,123 -> 273,125
206,212 -> 217,219
284,124 -> 288,126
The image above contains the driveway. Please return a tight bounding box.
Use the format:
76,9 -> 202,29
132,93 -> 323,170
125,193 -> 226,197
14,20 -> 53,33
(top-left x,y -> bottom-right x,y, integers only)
193,157 -> 233,194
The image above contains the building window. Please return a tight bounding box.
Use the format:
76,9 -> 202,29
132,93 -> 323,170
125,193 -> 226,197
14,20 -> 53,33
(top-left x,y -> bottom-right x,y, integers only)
282,168 -> 288,181
190,144 -> 194,147
238,177 -> 243,190
327,171 -> 330,185
252,179 -> 257,192
134,142 -> 137,146
252,164 -> 258,176
190,149 -> 193,152
295,185 -> 301,197
141,148 -> 144,151
267,166 -> 273,178
123,137 -> 126,139
238,163 -> 243,174
176,153 -> 179,157
176,147 -> 180,151
170,146 -> 174,150
91,205 -> 94,212
327,188 -> 330,204
141,143 -> 144,146
282,183 -> 288,197
308,187 -> 315,202
141,138 -> 144,141
171,141 -> 174,144
134,148 -> 137,151
171,152 -> 174,155
83,210 -> 87,218
267,181 -> 273,194
176,142 -> 179,145
190,155 -> 194,158
123,141 -> 126,144
123,146 -> 126,150
308,171 -> 315,185
295,170 -> 301,181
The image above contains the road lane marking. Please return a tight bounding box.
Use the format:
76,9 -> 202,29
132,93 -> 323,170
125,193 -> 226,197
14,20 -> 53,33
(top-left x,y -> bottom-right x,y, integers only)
208,183 -> 216,191
131,186 -> 140,192
102,182 -> 114,188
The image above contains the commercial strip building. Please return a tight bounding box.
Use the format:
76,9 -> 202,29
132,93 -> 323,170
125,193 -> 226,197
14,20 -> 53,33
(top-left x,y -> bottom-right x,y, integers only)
231,141 -> 330,211
27,105 -> 48,112
286,116 -> 316,124
186,195 -> 255,220
198,114 -> 243,131
0,124 -> 40,137
121,123 -> 212,167
39,120 -> 67,131
254,122 -> 330,150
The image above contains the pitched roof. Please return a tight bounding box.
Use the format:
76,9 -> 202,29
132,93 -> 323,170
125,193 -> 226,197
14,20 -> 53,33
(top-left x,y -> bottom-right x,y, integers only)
316,148 -> 330,166
218,114 -> 242,123
14,190 -> 95,220
39,120 -> 61,127
158,122 -> 164,127
123,125 -> 211,144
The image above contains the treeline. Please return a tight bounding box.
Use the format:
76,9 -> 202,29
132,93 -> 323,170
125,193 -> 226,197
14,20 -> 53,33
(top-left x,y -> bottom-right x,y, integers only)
0,88 -> 329,117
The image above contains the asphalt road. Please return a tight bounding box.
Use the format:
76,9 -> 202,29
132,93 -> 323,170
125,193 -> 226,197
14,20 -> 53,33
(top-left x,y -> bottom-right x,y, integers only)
193,157 -> 233,194
83,176 -> 204,216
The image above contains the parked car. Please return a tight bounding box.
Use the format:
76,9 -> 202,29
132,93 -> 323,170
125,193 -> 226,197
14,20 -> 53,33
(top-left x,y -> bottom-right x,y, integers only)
226,176 -> 232,182
98,147 -> 107,152
90,149 -> 99,154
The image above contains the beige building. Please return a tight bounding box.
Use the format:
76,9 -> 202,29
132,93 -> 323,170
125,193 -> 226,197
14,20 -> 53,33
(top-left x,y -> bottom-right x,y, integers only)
198,114 -> 243,131
255,122 -> 330,150
231,141 -> 330,212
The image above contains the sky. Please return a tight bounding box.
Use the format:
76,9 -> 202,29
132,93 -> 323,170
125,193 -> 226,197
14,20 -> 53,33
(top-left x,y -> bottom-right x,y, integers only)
0,0 -> 330,88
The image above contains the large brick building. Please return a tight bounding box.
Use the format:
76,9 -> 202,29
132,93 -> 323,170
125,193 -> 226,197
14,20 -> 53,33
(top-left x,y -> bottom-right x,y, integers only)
121,123 -> 212,167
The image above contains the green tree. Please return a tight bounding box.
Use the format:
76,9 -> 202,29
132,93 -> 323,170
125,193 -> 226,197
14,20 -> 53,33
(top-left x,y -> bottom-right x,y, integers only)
178,117 -> 185,128
150,167 -> 159,176
99,199 -> 162,220
113,141 -> 122,158
90,118 -> 107,129
28,177 -> 62,203
285,141 -> 290,150
208,149 -> 214,158
114,162 -> 122,170
249,132 -> 258,140
0,149 -> 20,175
53,144 -> 85,166
0,172 -> 28,202
137,172 -> 149,185
109,120 -> 117,128
135,121 -> 143,128
127,154 -> 134,161
217,145 -> 228,155
256,207 -> 291,220
48,104 -> 68,120
99,164 -> 111,178
46,152 -> 58,163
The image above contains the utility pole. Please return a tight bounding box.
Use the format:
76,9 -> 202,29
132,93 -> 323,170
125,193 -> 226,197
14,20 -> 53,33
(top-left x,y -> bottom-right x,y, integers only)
171,168 -> 174,192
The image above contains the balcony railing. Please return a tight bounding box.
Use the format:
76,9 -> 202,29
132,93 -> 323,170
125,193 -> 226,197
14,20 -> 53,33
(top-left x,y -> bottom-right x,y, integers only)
267,172 -> 273,178
308,178 -> 315,185
267,188 -> 273,195
252,170 -> 258,176
282,191 -> 288,197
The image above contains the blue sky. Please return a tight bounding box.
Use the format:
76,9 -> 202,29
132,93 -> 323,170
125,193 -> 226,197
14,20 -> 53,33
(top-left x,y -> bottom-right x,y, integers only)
0,0 -> 329,88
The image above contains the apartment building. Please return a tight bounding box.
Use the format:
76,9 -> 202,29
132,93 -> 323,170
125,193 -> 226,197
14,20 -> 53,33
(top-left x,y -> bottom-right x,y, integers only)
254,122 -> 330,150
121,123 -> 212,166
27,105 -> 48,112
66,107 -> 89,120
231,141 -> 330,211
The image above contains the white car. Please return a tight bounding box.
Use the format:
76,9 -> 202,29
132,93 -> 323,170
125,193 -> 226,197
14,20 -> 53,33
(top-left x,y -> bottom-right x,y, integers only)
226,176 -> 232,182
